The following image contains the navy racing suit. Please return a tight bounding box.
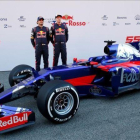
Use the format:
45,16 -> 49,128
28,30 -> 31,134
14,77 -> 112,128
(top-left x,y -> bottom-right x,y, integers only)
50,23 -> 68,66
31,26 -> 49,71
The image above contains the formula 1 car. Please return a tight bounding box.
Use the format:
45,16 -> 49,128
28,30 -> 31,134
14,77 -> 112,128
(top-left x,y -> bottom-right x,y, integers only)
0,41 -> 140,133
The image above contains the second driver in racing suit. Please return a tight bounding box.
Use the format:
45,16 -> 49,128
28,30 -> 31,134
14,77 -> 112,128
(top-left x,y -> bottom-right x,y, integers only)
50,14 -> 69,66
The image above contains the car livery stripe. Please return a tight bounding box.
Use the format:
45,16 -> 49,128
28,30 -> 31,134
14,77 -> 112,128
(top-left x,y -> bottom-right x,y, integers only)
65,75 -> 96,86
98,61 -> 140,72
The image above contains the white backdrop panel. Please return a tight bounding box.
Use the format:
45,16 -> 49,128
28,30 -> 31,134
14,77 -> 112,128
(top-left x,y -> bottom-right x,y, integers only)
0,1 -> 140,71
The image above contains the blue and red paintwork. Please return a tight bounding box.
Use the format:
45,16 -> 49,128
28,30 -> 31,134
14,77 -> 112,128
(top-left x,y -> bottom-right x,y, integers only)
1,42 -> 140,102
0,41 -> 140,133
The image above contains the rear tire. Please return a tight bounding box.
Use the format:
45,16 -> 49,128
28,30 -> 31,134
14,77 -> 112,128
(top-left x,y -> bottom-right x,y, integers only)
37,80 -> 79,123
9,64 -> 33,86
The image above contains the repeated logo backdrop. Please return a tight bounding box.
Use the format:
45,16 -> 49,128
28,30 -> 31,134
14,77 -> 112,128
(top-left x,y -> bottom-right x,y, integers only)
0,1 -> 140,71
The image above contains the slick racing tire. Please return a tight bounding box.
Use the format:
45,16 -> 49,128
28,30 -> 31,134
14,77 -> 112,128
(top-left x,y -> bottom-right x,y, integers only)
37,80 -> 79,123
9,64 -> 33,86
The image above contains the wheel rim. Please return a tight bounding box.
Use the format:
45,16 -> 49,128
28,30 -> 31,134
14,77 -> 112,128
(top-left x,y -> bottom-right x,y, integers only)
14,71 -> 32,85
53,92 -> 74,115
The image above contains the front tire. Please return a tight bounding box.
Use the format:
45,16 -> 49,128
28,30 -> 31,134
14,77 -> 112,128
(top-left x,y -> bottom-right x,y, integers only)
9,64 -> 33,86
37,80 -> 79,123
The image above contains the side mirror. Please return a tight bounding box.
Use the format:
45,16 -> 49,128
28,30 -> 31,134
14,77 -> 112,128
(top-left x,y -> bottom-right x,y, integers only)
90,61 -> 98,66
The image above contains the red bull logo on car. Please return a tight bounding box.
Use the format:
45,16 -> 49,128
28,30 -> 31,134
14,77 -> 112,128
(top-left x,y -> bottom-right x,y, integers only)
0,112 -> 31,131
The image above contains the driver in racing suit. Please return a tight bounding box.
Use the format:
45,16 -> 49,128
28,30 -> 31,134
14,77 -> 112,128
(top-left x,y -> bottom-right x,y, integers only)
30,16 -> 50,71
50,14 -> 69,66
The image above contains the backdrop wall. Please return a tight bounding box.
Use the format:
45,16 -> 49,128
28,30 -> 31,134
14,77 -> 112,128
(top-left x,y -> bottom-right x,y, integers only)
0,1 -> 140,71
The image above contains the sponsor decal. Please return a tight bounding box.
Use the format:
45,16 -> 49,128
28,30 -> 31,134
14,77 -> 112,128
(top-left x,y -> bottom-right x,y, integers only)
102,15 -> 108,20
4,24 -> 7,28
20,25 -> 26,28
136,22 -> 140,25
89,86 -> 102,94
4,24 -> 12,28
18,16 -> 26,21
54,115 -> 72,122
37,31 -> 46,38
62,14 -> 87,26
67,20 -> 86,26
135,15 -> 140,20
56,86 -> 70,93
113,22 -> 119,26
125,23 -> 131,25
123,68 -> 140,83
45,14 -> 89,26
117,16 -> 127,19
45,18 -> 56,24
55,28 -> 65,35
0,112 -> 31,131
126,36 -> 140,43
62,15 -> 73,20
0,18 -> 7,21
102,23 -> 107,26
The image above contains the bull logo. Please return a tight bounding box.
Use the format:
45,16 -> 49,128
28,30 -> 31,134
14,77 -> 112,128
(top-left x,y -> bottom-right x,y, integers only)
62,15 -> 73,20
55,28 -> 65,35
37,31 -> 46,38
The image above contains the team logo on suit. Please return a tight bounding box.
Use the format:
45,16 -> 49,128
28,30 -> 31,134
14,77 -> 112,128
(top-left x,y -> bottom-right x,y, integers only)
55,28 -> 65,35
37,31 -> 46,38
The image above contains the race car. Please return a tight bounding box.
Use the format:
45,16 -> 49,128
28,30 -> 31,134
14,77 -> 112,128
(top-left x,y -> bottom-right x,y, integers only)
0,41 -> 140,133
